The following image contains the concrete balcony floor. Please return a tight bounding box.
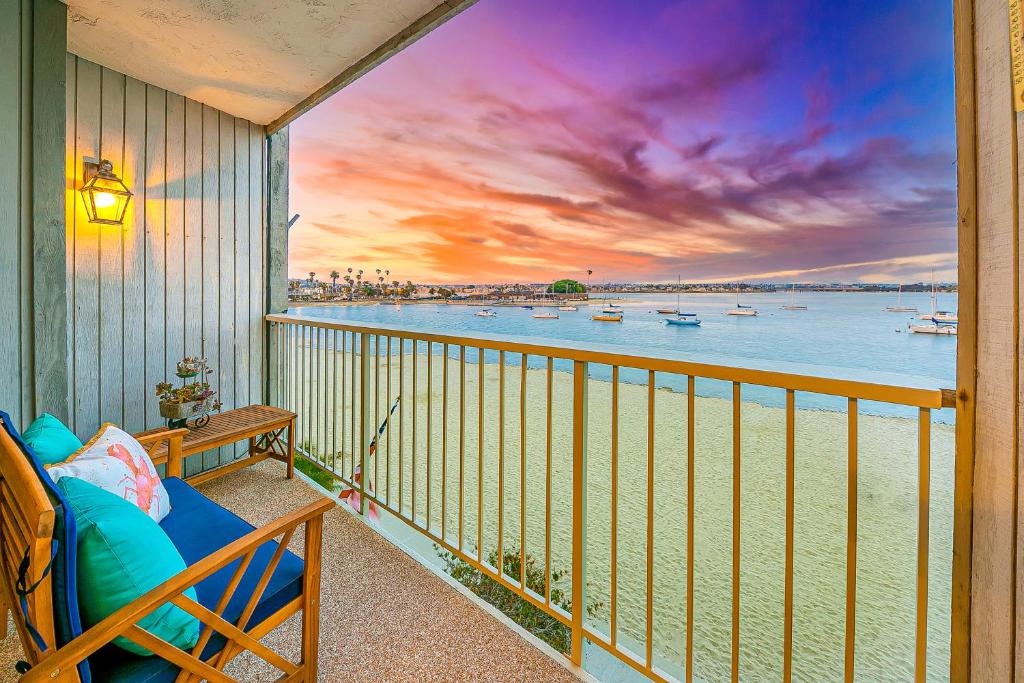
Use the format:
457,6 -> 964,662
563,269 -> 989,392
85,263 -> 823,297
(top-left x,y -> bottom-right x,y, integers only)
0,461 -> 582,682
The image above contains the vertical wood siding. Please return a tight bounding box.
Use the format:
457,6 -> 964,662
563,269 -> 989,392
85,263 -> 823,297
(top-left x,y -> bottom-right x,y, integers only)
66,55 -> 267,473
0,0 -> 28,427
0,0 -> 68,429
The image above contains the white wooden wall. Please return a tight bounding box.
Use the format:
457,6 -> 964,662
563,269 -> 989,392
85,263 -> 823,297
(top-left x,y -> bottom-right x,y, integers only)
65,55 -> 267,474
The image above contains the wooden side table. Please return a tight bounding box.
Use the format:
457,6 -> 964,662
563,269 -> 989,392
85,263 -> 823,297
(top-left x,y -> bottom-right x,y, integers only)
137,404 -> 296,484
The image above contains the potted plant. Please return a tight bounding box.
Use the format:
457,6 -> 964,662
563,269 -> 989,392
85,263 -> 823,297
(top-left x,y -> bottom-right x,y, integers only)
156,357 -> 223,429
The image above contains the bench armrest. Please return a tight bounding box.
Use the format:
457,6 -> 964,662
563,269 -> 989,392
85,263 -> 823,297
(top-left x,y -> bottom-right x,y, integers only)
135,428 -> 189,478
22,497 -> 334,682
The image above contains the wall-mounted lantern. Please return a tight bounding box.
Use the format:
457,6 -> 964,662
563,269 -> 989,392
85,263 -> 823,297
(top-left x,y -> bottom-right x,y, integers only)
80,158 -> 132,225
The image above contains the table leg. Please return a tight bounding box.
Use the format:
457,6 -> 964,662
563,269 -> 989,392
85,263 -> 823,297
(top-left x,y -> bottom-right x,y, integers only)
286,418 -> 295,479
248,435 -> 257,458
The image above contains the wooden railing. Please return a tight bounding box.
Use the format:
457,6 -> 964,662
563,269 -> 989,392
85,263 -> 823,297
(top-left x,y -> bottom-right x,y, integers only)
265,313 -> 957,682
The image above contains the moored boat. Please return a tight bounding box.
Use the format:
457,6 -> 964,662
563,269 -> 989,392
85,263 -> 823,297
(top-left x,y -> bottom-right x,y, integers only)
914,272 -> 954,323
919,310 -> 958,322
910,320 -> 958,335
663,277 -> 697,323
558,305 -> 578,312
727,290 -> 758,316
475,308 -> 496,317
781,284 -> 807,310
602,306 -> 622,314
592,313 -> 623,322
665,313 -> 701,326
886,283 -> 918,312
533,312 -> 559,319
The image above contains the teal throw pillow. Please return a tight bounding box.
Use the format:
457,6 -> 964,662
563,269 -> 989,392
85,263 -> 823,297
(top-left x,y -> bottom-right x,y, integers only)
56,476 -> 200,656
23,413 -> 83,465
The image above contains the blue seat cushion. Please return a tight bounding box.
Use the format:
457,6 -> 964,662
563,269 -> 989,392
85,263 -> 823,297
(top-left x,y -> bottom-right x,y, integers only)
88,477 -> 305,682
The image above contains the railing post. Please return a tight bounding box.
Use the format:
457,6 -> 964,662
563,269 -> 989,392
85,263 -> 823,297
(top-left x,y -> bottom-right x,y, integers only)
358,332 -> 371,515
570,360 -> 588,666
267,321 -> 281,408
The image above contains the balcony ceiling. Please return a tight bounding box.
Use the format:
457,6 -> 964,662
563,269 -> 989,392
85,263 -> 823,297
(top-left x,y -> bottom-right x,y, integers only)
65,0 -> 467,126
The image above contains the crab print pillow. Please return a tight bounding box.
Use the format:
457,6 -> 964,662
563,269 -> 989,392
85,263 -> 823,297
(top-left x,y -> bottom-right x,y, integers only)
46,424 -> 171,523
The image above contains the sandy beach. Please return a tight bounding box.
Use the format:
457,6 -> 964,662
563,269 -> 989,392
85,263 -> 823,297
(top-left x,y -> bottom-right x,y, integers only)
288,343 -> 953,682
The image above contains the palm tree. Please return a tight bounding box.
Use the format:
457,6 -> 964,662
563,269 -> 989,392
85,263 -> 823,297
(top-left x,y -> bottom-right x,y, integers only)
329,270 -> 340,292
356,270 -> 363,298
308,272 -> 316,287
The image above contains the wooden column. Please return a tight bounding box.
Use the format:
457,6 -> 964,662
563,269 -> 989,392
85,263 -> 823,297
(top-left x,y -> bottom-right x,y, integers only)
957,0 -> 1024,680
31,0 -> 69,423
266,126 -> 289,406
0,0 -> 68,427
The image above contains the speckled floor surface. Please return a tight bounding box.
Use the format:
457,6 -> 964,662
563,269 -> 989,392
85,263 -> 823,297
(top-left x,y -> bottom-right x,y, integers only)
0,461 -> 583,682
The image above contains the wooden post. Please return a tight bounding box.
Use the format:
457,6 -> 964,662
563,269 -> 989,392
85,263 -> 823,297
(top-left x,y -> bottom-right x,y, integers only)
266,127 -> 289,409
956,0 -> 1024,680
302,514 -> 323,681
0,0 -> 68,427
30,0 -> 69,424
951,0 -> 977,678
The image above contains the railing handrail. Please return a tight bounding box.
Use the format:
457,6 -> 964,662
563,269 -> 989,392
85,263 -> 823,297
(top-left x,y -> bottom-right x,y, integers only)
266,313 -> 954,409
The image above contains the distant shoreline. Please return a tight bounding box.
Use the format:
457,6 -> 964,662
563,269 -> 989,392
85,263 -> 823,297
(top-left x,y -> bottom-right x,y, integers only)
289,289 -> 957,308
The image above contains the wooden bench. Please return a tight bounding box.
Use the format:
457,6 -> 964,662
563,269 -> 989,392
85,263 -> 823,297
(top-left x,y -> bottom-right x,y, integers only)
0,410 -> 331,682
136,405 -> 296,485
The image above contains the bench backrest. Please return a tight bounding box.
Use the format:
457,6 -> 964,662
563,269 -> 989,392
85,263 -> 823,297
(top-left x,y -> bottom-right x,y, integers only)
0,416 -> 58,665
0,413 -> 85,682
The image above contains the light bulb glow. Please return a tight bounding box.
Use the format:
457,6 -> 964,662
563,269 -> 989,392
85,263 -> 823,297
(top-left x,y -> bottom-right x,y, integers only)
94,192 -> 116,208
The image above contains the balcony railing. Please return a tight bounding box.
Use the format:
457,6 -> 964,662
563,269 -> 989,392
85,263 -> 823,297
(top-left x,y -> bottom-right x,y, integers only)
265,313 -> 957,682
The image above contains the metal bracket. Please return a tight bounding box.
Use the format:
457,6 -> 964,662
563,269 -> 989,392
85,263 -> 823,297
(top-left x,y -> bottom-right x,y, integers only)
81,156 -> 100,182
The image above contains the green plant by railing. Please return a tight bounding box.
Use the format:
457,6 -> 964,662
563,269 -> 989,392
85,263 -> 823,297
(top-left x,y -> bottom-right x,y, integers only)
295,441 -> 341,491
437,546 -> 602,654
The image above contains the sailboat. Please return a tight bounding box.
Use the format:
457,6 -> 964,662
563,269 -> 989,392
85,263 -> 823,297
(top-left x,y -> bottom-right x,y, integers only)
664,278 -> 700,325
658,276 -> 683,314
592,312 -> 623,322
911,273 -> 958,334
726,290 -> 758,316
533,311 -> 559,319
781,284 -> 807,310
923,310 -> 958,322
916,278 -> 957,321
554,278 -> 578,311
474,308 -> 497,317
909,319 -> 957,335
886,283 -> 918,312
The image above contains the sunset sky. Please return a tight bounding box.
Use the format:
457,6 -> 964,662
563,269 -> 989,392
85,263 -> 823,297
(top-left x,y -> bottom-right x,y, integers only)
289,0 -> 956,284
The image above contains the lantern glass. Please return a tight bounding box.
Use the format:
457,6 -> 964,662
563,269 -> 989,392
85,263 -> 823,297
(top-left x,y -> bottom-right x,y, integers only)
80,160 -> 132,225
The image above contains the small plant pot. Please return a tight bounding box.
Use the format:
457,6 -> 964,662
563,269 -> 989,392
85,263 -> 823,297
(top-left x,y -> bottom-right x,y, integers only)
159,399 -> 211,420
